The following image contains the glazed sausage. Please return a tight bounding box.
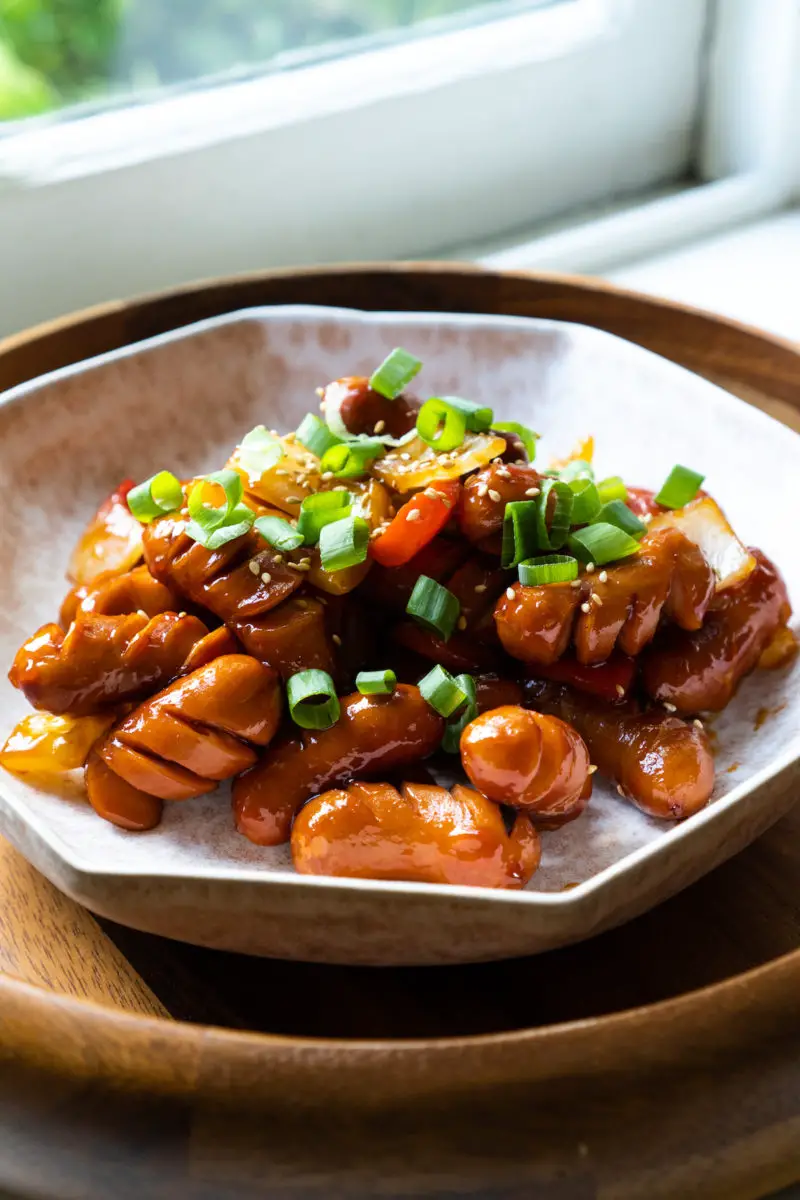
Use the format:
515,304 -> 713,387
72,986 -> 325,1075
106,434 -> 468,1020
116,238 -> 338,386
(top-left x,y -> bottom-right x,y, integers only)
233,684 -> 445,845
292,781 -> 541,888
85,749 -> 163,831
474,674 -> 524,712
460,706 -> 592,826
235,595 -> 335,680
67,479 -> 143,586
8,611 -> 222,715
60,564 -> 181,628
495,527 -> 715,668
642,549 -> 792,713
94,655 -> 281,803
458,463 -> 543,544
532,684 -> 715,820
391,622 -> 501,674
321,376 -> 420,439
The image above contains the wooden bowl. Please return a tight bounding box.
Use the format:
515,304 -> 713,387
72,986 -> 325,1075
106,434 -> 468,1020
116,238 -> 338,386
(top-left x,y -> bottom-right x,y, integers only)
1,265 -> 799,1200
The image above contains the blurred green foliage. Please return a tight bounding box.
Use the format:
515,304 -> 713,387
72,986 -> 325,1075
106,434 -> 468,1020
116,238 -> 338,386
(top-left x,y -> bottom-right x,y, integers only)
0,0 -> 503,122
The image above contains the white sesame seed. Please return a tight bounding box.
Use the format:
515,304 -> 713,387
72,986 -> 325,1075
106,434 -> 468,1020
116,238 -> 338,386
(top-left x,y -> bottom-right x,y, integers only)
663,702 -> 677,713
488,489 -> 503,503
406,509 -> 422,522
457,616 -> 467,631
321,472 -> 334,481
334,485 -> 349,492
332,633 -> 342,646
286,496 -> 302,504
374,420 -> 386,434
588,765 -> 598,775
178,611 -> 187,618
248,560 -> 260,575
476,484 -> 488,498
570,579 -> 581,589
591,592 -> 603,606
137,609 -> 148,619
693,718 -> 704,730
273,554 -> 284,564
617,784 -> 626,797
524,487 -> 541,497
474,584 -> 487,593
299,557 -> 311,567
496,467 -> 511,479
581,602 -> 591,614
506,586 -> 516,600
400,452 -> 412,462
261,571 -> 272,583
599,570 -> 608,583
586,562 -> 595,574
295,562 -> 311,572
615,684 -> 625,697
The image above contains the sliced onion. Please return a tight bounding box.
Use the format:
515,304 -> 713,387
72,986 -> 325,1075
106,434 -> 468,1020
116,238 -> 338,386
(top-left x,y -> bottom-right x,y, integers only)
649,496 -> 756,591
228,435 -> 321,516
373,431 -> 507,493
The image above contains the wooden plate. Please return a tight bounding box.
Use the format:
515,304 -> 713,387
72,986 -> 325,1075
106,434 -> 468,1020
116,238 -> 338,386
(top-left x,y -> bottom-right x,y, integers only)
1,265 -> 799,1199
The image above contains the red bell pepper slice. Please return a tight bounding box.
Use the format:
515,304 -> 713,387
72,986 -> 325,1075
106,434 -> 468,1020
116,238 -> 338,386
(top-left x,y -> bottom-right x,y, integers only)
369,480 -> 460,568
530,654 -> 637,703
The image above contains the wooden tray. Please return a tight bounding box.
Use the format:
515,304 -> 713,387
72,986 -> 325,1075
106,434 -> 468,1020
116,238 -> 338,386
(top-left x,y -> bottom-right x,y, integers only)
1,265 -> 799,1200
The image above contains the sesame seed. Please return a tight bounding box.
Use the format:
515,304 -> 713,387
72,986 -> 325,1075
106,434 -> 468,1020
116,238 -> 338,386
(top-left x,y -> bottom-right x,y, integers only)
474,584 -> 487,593
248,560 -> 260,575
496,467 -> 511,479
492,457 -> 503,465
476,484 -> 488,498
506,586 -> 515,600
178,611 -> 187,618
586,562 -> 595,574
617,784 -> 626,797
284,432 -> 296,443
588,765 -> 598,775
457,616 -> 467,631
570,579 -> 582,589
374,420 -> 386,434
663,702 -> 677,712
137,609 -> 148,619
407,509 -> 422,522
591,592 -> 603,606
615,684 -> 625,697
295,562 -> 311,572
400,452 -> 412,462
599,570 -> 608,583
332,634 -> 342,646
299,557 -> 311,567
334,485 -> 348,492
273,554 -> 284,564
488,489 -> 502,503
321,472 -> 334,481
275,469 -> 289,477
525,487 -> 540,497
261,571 -> 272,583
693,718 -> 704,730
581,602 -> 591,614
286,496 -> 302,504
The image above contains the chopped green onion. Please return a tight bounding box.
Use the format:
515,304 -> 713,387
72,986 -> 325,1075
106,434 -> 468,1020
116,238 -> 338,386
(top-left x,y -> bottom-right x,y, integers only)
237,426 -> 284,479
568,478 -> 601,525
185,469 -> 255,549
559,459 -> 595,483
432,395 -> 493,432
597,475 -> 627,505
441,673 -> 477,753
536,479 -> 573,551
418,664 -> 469,718
254,515 -> 303,552
127,470 -> 183,524
286,669 -> 340,731
518,554 -> 579,586
296,491 -> 352,545
369,347 -> 422,400
595,499 -> 646,540
568,522 -> 641,566
654,464 -> 705,509
493,421 -> 539,461
355,669 -> 397,696
501,500 -> 538,568
320,439 -> 385,479
296,413 -> 343,459
416,398 -> 467,453
406,575 -> 461,641
318,514 -> 369,572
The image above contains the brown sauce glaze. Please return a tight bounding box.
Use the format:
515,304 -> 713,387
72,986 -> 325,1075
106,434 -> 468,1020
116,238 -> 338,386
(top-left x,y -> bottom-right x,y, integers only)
321,376 -> 420,439
85,750 -> 163,831
232,684 -> 444,846
59,564 -> 180,628
457,463 -> 543,543
292,781 -> 540,888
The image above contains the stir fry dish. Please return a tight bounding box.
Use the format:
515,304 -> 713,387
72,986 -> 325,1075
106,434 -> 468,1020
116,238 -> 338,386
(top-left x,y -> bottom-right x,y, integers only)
3,347 -> 796,889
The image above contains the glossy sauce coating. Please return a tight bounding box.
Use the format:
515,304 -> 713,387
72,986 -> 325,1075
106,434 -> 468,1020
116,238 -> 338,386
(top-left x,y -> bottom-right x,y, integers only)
95,655 -> 281,804
60,564 -> 180,628
85,749 -> 163,831
9,611 -> 214,715
532,683 -> 715,820
458,463 -> 543,543
460,706 -> 592,826
233,684 -> 444,845
67,479 -> 143,586
642,549 -> 792,712
322,376 -> 420,439
292,781 -> 540,888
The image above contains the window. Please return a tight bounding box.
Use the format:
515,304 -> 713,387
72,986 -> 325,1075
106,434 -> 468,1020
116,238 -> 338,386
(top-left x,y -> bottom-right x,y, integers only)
0,0 -> 797,337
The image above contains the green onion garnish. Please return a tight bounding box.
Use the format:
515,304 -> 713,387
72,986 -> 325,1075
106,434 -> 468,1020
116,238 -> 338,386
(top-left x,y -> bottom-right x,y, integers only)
536,479 -> 573,550
418,664 -> 469,718
597,475 -> 627,505
492,421 -> 539,461
654,464 -> 705,509
369,347 -> 422,400
355,669 -> 397,696
568,522 -> 641,566
296,413 -> 343,459
127,470 -> 183,524
501,500 -> 538,568
318,514 -> 369,572
416,398 -> 467,452
286,669 -> 341,731
296,490 -> 352,545
559,459 -> 594,483
237,426 -> 284,479
406,575 -> 461,641
441,673 -> 477,753
320,439 -> 385,479
518,554 -> 579,586
254,514 -> 303,552
432,395 -> 493,433
568,478 -> 601,525
595,499 -> 646,540
186,469 -> 255,549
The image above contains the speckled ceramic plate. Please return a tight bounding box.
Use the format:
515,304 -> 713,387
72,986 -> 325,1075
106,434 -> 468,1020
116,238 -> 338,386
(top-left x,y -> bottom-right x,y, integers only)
0,305 -> 798,965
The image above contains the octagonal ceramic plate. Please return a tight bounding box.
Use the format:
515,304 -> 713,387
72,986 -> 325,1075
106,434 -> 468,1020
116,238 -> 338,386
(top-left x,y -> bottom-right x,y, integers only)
0,305 -> 798,965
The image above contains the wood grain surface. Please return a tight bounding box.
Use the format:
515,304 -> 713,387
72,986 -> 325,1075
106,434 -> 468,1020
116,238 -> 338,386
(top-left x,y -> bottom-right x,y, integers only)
0,265 -> 798,1199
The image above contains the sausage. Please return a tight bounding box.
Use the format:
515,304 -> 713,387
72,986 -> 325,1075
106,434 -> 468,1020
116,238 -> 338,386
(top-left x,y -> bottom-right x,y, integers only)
474,674 -> 524,712
94,655 -> 281,803
59,564 -> 181,628
85,749 -> 163,831
460,706 -> 592,826
495,528 -> 715,668
641,549 -> 792,713
292,781 -> 540,888
457,463 -> 543,544
531,684 -> 715,820
321,376 -> 420,438
391,622 -> 502,674
67,479 -> 143,586
236,596 -> 335,681
8,611 -> 219,715
232,684 -> 445,845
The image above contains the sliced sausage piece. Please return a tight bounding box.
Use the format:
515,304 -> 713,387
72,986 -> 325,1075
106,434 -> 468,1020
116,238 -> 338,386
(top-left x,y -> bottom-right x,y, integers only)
292,781 -> 540,888
495,582 -> 582,667
85,750 -> 163,831
460,706 -> 591,827
233,684 -> 444,846
60,564 -> 180,628
321,376 -> 420,439
641,549 -> 791,713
